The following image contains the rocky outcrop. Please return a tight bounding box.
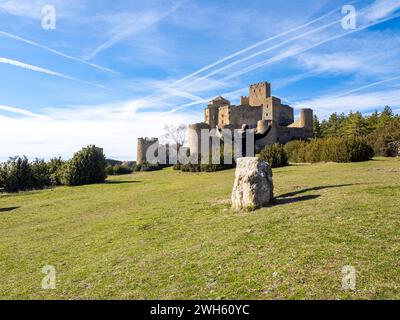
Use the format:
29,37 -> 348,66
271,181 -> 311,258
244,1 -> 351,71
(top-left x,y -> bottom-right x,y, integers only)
232,157 -> 274,210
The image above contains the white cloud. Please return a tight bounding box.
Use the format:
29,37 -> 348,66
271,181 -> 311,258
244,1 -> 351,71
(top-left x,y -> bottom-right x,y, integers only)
0,104 -> 50,119
294,88 -> 400,119
84,4 -> 180,60
0,106 -> 201,161
0,0 -> 82,19
362,0 -> 400,22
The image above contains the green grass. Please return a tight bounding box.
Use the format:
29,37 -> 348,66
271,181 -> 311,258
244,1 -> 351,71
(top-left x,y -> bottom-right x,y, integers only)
0,157 -> 399,300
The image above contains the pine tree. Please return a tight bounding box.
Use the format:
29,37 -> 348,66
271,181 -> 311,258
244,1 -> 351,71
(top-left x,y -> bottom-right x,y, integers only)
312,115 -> 322,138
378,106 -> 394,128
343,111 -> 367,136
366,111 -> 379,132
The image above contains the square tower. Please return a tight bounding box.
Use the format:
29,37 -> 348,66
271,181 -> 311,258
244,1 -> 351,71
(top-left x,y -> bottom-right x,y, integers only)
249,82 -> 271,107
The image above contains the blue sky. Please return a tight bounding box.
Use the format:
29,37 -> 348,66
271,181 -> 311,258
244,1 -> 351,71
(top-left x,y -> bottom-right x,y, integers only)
0,0 -> 400,160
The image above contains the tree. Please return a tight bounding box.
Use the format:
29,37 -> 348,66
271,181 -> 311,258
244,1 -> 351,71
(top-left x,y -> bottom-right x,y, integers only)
62,145 -> 107,186
378,106 -> 394,128
324,113 -> 343,137
0,156 -> 33,192
366,111 -> 379,132
312,115 -> 322,138
163,124 -> 187,148
343,111 -> 368,136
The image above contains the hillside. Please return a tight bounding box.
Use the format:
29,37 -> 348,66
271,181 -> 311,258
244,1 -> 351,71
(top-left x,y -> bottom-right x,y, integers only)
0,158 -> 399,299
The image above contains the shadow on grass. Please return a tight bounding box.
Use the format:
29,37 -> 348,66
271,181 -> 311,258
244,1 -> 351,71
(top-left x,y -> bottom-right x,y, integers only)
278,184 -> 355,198
274,195 -> 320,205
0,207 -> 19,213
105,180 -> 143,185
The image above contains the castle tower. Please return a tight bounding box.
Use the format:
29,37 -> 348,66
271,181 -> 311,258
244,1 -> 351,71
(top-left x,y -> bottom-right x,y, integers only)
205,96 -> 230,128
240,96 -> 249,106
137,137 -> 159,164
188,123 -> 211,156
249,82 -> 271,107
299,109 -> 313,129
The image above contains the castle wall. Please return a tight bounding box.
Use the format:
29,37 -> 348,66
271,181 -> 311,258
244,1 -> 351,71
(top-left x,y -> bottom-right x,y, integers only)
137,137 -> 159,164
262,97 -> 294,126
230,105 -> 262,127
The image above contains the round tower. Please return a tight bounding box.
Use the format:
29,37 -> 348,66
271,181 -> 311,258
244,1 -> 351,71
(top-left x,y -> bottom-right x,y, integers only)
299,109 -> 313,129
188,123 -> 211,156
137,137 -> 159,164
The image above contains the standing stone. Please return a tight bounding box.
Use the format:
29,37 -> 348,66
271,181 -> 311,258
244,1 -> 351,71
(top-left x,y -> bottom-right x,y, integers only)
232,157 -> 274,210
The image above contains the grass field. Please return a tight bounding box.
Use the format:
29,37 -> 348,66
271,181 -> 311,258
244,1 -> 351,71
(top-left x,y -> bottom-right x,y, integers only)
0,157 -> 399,300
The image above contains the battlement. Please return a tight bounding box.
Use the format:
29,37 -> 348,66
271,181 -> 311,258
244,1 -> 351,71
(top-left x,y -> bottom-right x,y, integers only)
138,137 -> 158,143
240,96 -> 249,106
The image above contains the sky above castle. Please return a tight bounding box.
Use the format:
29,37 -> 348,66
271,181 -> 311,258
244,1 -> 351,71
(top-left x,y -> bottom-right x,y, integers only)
0,0 -> 400,160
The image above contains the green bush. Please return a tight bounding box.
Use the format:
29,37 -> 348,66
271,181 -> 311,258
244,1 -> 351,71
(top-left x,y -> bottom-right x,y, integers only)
284,140 -> 306,163
135,162 -> 163,172
368,119 -> 400,156
106,165 -> 115,175
47,158 -> 65,186
284,137 -> 373,163
173,148 -> 235,173
113,164 -> 133,175
31,159 -> 51,189
259,144 -> 288,168
62,145 -> 107,186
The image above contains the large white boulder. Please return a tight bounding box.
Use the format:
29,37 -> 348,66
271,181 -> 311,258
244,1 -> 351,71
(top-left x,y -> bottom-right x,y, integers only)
232,157 -> 274,210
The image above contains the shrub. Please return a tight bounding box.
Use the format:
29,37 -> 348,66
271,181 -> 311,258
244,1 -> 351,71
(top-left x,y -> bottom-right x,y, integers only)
106,165 -> 115,175
284,140 -> 307,163
62,145 -> 107,186
31,159 -> 51,189
0,156 -> 34,192
113,164 -> 133,175
47,158 -> 65,186
284,137 -> 373,164
259,144 -> 288,168
368,119 -> 400,156
135,162 -> 163,172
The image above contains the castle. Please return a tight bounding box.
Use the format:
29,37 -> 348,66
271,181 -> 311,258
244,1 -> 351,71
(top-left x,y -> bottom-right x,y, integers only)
188,81 -> 313,155
137,81 -> 313,164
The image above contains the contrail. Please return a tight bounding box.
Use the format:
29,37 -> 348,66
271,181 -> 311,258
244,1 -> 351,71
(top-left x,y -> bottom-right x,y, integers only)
165,13 -> 400,114
0,57 -> 107,89
0,30 -> 118,74
221,13 -> 400,81
169,4 -> 352,88
333,75 -> 400,98
182,18 -> 342,89
129,4 -> 350,111
0,104 -> 50,119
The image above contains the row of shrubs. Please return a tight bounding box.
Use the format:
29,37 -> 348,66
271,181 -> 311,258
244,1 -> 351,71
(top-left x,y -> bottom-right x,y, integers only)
0,145 -> 107,193
259,137 -> 374,168
172,151 -> 236,172
106,162 -> 165,175
173,163 -> 235,172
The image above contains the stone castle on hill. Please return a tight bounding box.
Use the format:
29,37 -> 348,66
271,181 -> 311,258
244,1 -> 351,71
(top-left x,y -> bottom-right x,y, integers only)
188,81 -> 313,155
137,81 -> 313,164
